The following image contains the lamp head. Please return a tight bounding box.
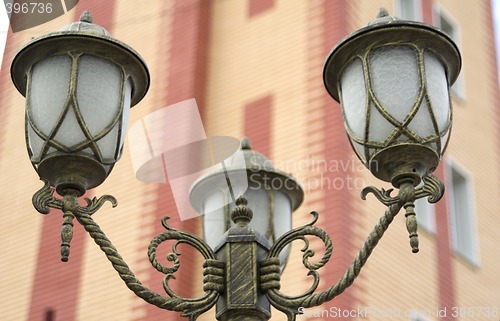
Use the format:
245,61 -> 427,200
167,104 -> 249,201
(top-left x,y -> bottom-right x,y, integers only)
190,137 -> 304,266
323,8 -> 461,186
11,11 -> 150,195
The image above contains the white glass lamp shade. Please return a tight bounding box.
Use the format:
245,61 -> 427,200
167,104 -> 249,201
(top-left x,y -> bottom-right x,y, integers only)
340,46 -> 450,163
324,11 -> 461,184
11,11 -> 150,195
25,54 -> 131,193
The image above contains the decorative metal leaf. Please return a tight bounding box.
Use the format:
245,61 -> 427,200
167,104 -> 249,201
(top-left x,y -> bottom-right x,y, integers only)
416,173 -> 445,203
361,186 -> 398,205
146,216 -> 221,319
80,195 -> 117,215
32,179 -> 63,214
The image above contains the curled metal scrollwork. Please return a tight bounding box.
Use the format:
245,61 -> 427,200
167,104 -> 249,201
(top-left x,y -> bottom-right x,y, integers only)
147,216 -> 223,312
361,172 -> 445,206
361,173 -> 445,253
80,195 -> 118,215
416,173 -> 445,203
31,180 -> 223,320
262,204 -> 403,321
262,174 -> 445,320
32,179 -> 117,261
360,186 -> 396,205
32,178 -> 117,215
264,211 -> 333,301
32,179 -> 63,214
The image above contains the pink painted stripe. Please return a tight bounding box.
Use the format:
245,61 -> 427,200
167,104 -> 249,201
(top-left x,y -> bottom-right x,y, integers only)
248,0 -> 274,18
244,95 -> 273,157
141,0 -> 213,320
420,2 -> 457,320
319,0 -> 359,317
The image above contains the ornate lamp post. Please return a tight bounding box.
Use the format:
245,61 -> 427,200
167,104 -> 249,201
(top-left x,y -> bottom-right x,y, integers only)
10,9 -> 460,321
11,10 -> 150,261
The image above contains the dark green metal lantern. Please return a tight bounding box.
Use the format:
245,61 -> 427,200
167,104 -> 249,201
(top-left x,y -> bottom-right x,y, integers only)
324,9 -> 461,187
11,11 -> 150,196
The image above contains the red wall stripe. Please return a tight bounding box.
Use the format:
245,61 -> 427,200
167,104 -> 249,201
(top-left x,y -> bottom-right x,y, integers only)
420,2 -> 457,320
320,0 -> 359,316
26,2 -> 117,321
434,165 -> 457,321
140,0 -> 212,320
421,0 -> 434,24
247,0 -> 275,18
244,95 -> 272,157
27,209 -> 87,321
484,0 -> 500,212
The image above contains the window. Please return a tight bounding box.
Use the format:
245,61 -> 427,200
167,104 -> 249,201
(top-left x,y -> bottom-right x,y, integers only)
447,160 -> 479,265
434,6 -> 466,100
396,0 -> 422,21
414,198 -> 436,234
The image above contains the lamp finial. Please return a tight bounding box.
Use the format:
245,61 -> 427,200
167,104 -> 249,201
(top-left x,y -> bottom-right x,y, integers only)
241,137 -> 252,150
377,7 -> 389,18
231,196 -> 253,226
80,10 -> 93,23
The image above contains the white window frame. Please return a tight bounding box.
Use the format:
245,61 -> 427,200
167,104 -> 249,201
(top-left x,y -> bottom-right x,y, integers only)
414,197 -> 436,234
433,5 -> 466,101
445,158 -> 480,266
395,0 -> 422,21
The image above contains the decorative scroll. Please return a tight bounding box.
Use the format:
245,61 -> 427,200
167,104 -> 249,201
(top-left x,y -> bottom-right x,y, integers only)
262,211 -> 333,300
74,212 -> 222,320
31,180 -> 224,320
361,173 -> 444,253
262,203 -> 402,321
32,179 -> 117,261
261,174 -> 445,320
148,217 -> 224,303
415,173 -> 445,203
32,179 -> 63,214
361,172 -> 445,206
32,178 -> 117,215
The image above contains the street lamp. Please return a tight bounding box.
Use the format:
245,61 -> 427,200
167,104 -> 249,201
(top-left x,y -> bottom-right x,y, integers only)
11,9 -> 460,321
190,137 -> 304,268
11,10 -> 149,262
323,7 -> 461,253
11,10 -> 150,197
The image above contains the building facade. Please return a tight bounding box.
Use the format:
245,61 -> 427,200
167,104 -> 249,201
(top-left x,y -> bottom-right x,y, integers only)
0,0 -> 498,320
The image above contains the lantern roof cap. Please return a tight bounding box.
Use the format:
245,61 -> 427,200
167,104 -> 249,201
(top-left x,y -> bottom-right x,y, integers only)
57,10 -> 111,36
11,10 -> 150,107
323,8 -> 461,103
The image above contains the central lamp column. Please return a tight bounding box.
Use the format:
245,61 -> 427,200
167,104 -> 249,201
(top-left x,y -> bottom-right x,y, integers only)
214,197 -> 272,321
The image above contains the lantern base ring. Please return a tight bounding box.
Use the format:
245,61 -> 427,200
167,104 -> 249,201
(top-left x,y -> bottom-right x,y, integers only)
36,153 -> 108,196
369,144 -> 439,187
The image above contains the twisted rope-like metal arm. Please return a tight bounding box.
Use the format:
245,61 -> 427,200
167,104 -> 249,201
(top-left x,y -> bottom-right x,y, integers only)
261,174 -> 445,320
261,202 -> 401,320
32,180 -> 224,321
